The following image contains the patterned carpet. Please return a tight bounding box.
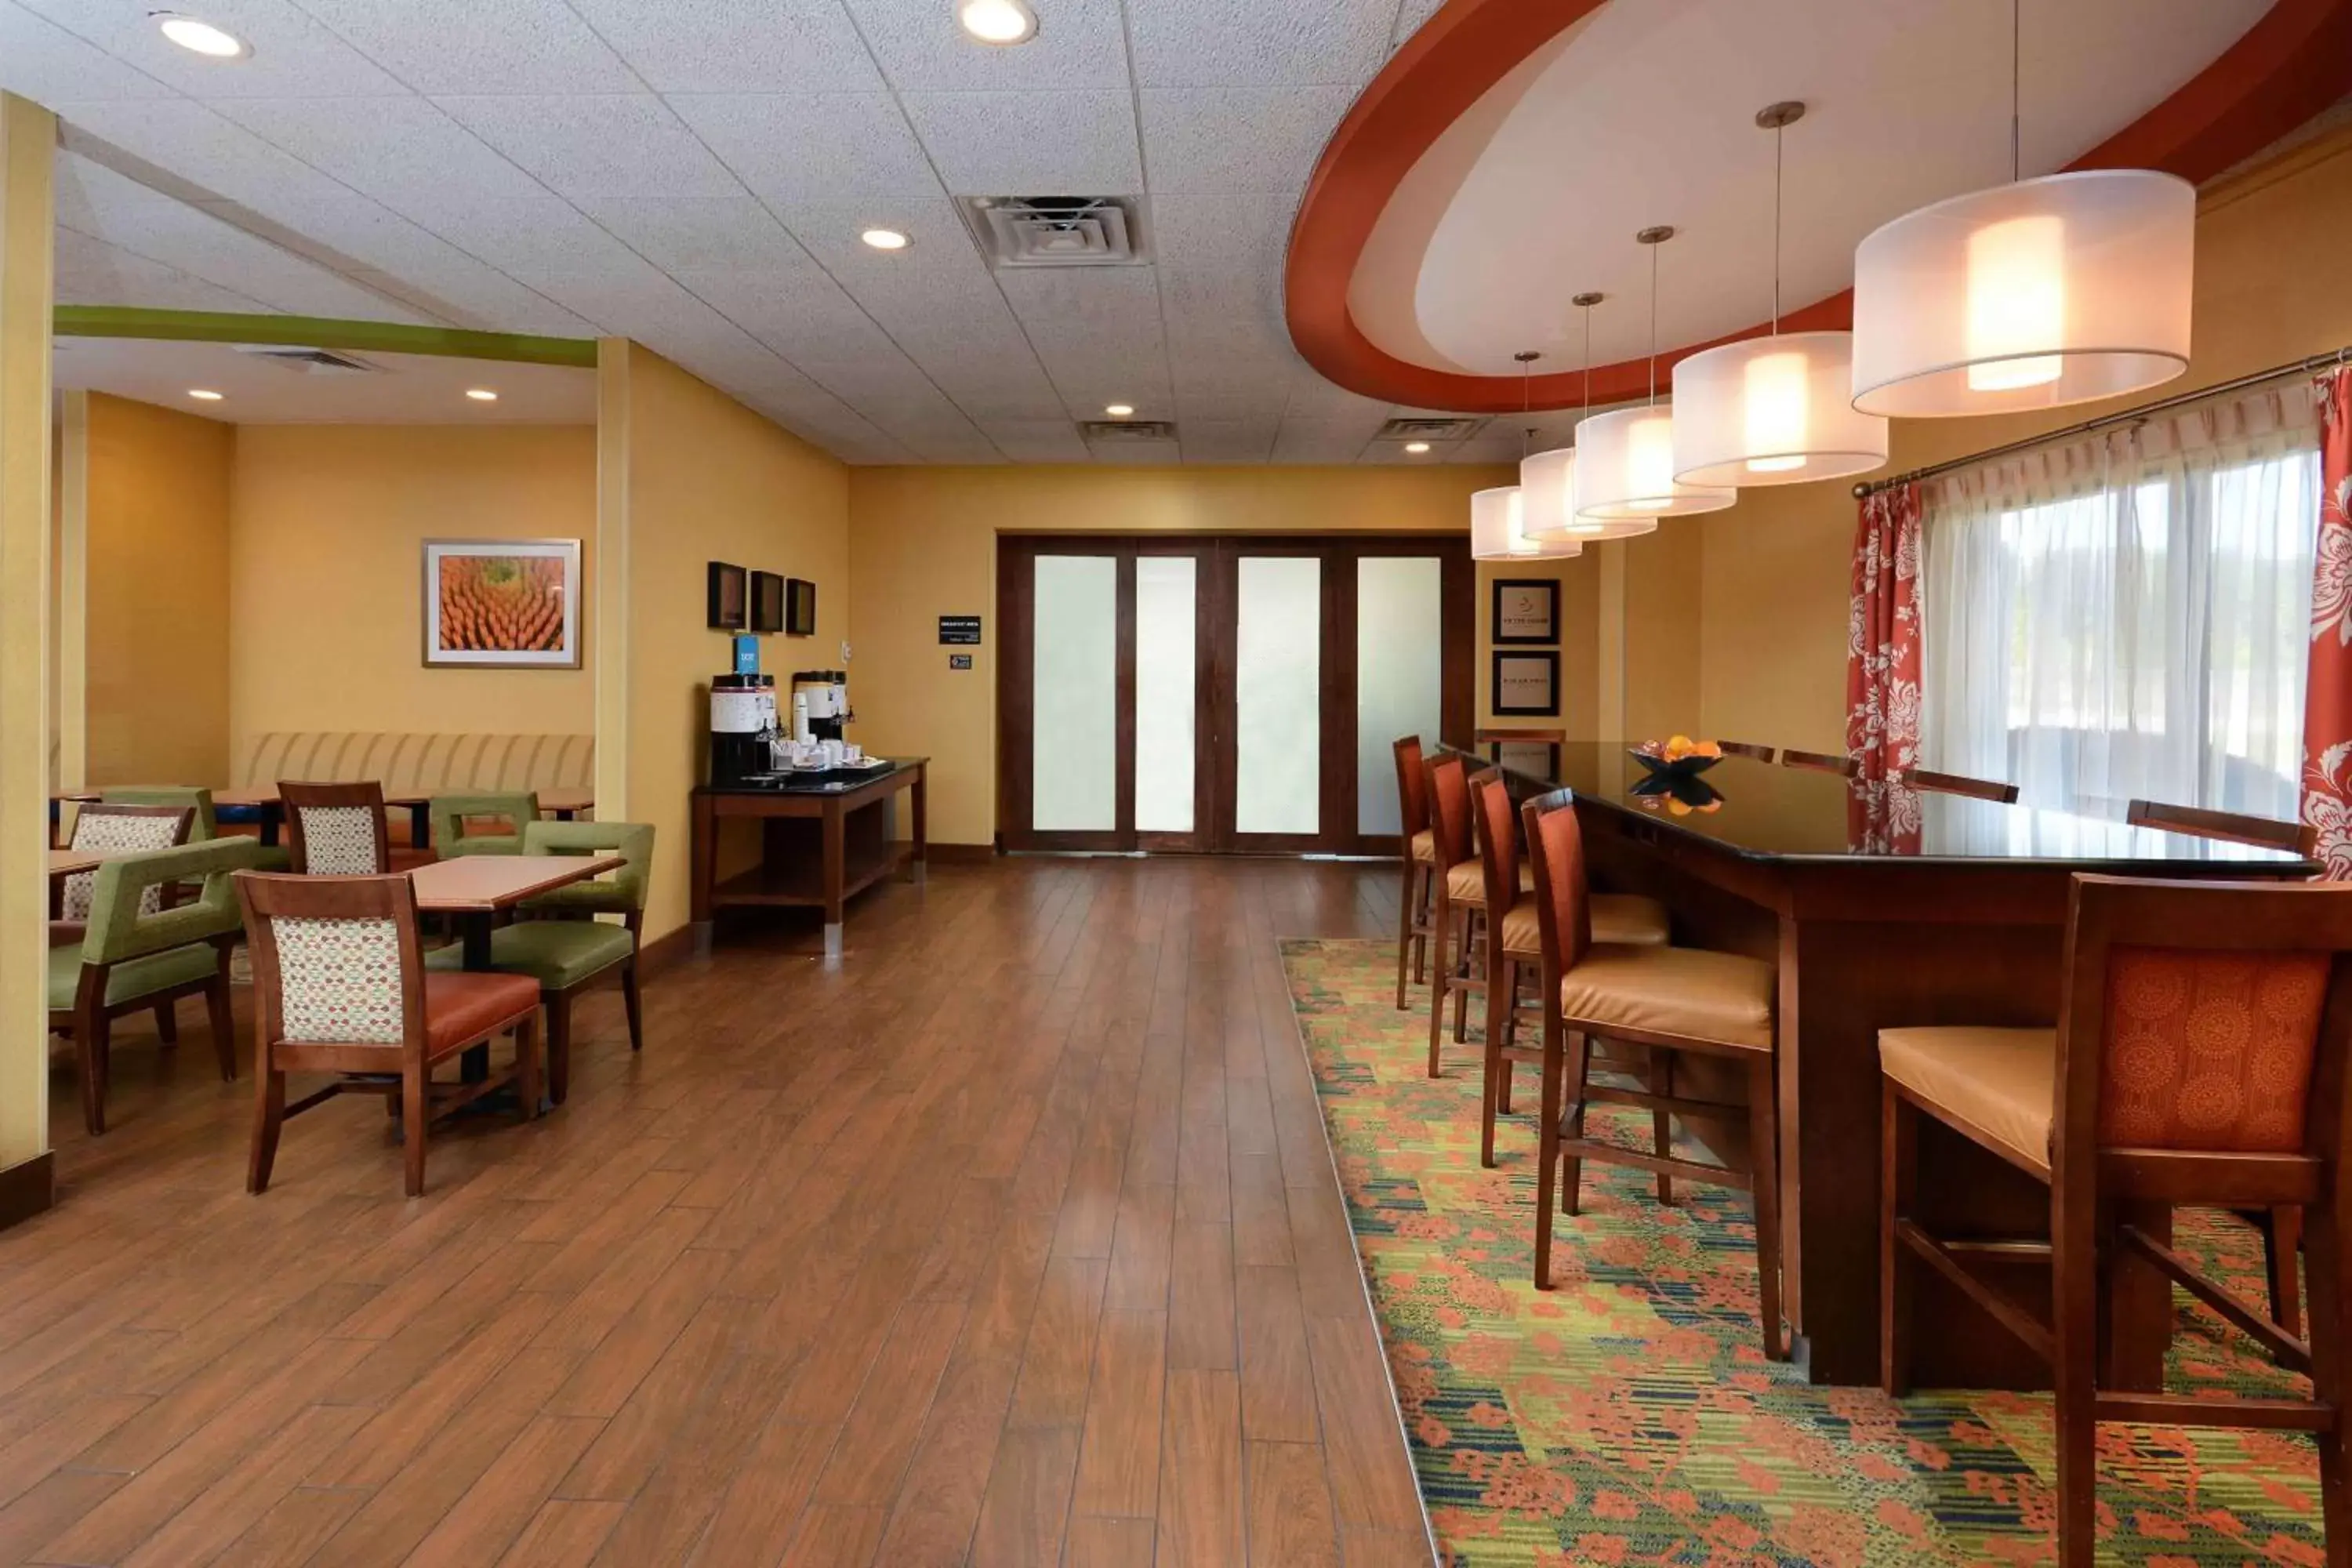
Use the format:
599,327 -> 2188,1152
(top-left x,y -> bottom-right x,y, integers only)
1280,938 -> 2326,1567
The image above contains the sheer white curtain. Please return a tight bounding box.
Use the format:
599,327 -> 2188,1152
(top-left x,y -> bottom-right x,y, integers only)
1919,384 -> 2322,818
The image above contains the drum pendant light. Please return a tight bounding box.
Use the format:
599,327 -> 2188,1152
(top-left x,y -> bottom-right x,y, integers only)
1849,0 -> 2192,418
1473,352 -> 1583,561
1575,229 -> 1735,521
1672,103 -> 1888,487
1524,294 -> 1655,542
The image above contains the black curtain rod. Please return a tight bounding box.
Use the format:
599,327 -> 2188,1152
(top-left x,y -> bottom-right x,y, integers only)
1851,344 -> 2352,498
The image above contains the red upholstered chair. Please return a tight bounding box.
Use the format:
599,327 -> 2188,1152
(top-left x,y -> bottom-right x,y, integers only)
1421,753 -> 1506,1077
1520,788 -> 1784,1356
1392,736 -> 1436,1010
1880,876 -> 2352,1566
234,871 -> 543,1197
1470,771 -> 1668,1170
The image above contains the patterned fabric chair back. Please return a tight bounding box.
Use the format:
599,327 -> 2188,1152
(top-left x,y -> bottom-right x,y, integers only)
1424,753 -> 1474,871
427,793 -> 540,858
61,804 -> 192,923
99,787 -> 219,840
520,821 -> 654,920
79,838 -> 260,967
1517,790 -> 1593,978
1392,737 -> 1428,840
234,872 -> 425,1050
281,781 -> 392,876
1469,770 -> 1519,912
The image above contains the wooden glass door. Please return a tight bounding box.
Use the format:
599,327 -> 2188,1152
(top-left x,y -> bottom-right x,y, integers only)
998,535 -> 1470,855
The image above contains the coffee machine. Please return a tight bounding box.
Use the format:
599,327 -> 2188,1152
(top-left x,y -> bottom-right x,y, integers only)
708,673 -> 779,786
790,670 -> 849,745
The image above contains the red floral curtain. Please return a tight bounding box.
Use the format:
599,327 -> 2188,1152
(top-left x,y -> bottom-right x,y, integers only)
1846,483 -> 1925,852
2303,366 -> 2352,878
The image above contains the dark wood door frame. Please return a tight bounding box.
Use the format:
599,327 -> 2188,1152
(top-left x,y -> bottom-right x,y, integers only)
996,532 -> 1472,855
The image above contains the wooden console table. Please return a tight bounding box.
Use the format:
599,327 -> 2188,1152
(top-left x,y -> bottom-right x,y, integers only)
689,758 -> 927,958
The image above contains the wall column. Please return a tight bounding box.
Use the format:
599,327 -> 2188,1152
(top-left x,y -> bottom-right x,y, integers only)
593,337 -> 630,821
0,93 -> 56,1227
56,389 -> 85,791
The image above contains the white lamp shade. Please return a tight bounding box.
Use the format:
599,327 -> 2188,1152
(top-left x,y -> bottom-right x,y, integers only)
1573,407 -> 1735,521
1519,445 -> 1660,541
1471,486 -> 1581,561
1851,169 -> 2194,418
1671,331 -> 1889,487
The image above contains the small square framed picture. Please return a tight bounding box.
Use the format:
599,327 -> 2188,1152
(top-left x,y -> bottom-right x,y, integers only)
707,561 -> 747,630
786,577 -> 817,636
1492,651 -> 1560,717
1492,578 -> 1559,644
750,570 -> 786,633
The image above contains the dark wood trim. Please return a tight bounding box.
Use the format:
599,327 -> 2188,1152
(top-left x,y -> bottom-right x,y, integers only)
0,1152 -> 55,1233
635,921 -> 696,985
924,842 -> 998,865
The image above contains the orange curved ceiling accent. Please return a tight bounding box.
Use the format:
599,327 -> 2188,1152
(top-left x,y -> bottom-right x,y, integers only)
1287,0 -> 2352,414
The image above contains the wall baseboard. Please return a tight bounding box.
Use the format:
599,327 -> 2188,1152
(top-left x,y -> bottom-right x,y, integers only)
637,923 -> 695,985
924,843 -> 996,865
0,1152 -> 55,1234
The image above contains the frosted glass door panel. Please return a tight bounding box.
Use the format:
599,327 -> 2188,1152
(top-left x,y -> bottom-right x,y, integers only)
1031,554 -> 1117,832
1134,556 -> 1197,833
1356,556 -> 1443,835
1234,556 -> 1321,836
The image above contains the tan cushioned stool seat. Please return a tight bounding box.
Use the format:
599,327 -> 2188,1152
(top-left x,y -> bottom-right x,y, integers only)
1499,894 -> 1669,956
1559,944 -> 1775,1051
1446,860 -> 1534,904
1410,830 -> 1434,864
1878,1026 -> 2055,1178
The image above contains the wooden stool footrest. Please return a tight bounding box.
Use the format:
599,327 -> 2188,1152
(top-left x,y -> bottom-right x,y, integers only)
2093,1392 -> 2336,1432
1893,1218 -> 2056,1363
1555,1134 -> 1750,1194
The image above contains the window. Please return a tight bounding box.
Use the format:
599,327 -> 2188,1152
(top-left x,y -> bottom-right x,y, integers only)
1920,393 -> 2321,820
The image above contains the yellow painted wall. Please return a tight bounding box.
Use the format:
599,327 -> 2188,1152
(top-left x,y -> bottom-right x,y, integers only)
1693,125 -> 2352,751
82,393 -> 231,786
228,424 -> 597,756
621,344 -> 849,942
846,463 -> 1520,847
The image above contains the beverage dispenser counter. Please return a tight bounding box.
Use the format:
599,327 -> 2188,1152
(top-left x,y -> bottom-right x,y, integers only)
688,757 -> 928,960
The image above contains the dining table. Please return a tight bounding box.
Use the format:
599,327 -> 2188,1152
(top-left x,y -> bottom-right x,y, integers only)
1500,742 -> 2318,1388
407,852 -> 625,1083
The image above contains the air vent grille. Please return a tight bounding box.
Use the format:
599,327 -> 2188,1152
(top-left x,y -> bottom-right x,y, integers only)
1377,416 -> 1481,442
1080,419 -> 1177,443
964,196 -> 1148,268
232,345 -> 381,376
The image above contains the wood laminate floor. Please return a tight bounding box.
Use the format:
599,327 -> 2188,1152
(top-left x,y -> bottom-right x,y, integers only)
0,857 -> 1434,1567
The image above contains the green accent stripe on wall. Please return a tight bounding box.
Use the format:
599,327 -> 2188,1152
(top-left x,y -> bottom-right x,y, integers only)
53,307 -> 599,368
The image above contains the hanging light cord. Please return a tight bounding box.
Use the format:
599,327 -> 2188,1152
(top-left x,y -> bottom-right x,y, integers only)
1770,118 -> 1784,334
1646,240 -> 1660,407
1581,304 -> 1593,421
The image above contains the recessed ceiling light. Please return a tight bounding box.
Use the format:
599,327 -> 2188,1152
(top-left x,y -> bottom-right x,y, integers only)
1105,404 -> 1134,418
1404,441 -> 1432,455
187,388 -> 223,401
861,227 -> 911,252
958,0 -> 1038,45
465,388 -> 499,402
154,13 -> 249,57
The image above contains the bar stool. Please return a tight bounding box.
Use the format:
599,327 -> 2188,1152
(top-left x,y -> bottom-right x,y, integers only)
1879,874 -> 2352,1566
1422,753 -> 1517,1076
1469,771 -> 1669,1169
1519,787 -> 1785,1357
1392,736 -> 1436,1010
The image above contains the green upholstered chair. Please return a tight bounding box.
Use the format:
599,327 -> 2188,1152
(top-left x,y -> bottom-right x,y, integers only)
426,792 -> 539,858
425,820 -> 651,1103
50,837 -> 262,1136
101,786 -> 292,873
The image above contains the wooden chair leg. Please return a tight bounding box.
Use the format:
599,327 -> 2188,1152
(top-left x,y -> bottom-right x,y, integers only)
1394,859 -> 1417,1011
2260,1206 -> 2304,1338
1650,1051 -> 1676,1207
621,959 -> 644,1054
1479,957 -> 1508,1170
515,1015 -> 544,1120
2300,1196 -> 2349,1563
247,1055 -> 285,1194
1562,1029 -> 1593,1219
153,1000 -> 177,1045
401,1065 -> 429,1198
1451,910 -> 1474,1043
1745,1053 -> 1785,1361
1425,898 -> 1451,1078
1534,1013 -> 1565,1290
205,967 -> 238,1082
2051,1196 -> 2102,1568
1411,866 -> 1431,985
546,996 -> 572,1107
77,1002 -> 107,1138
1881,1084 -> 1915,1396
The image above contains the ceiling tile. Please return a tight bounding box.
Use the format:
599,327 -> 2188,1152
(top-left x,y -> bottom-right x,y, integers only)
394,191 -> 643,278
899,90 -> 1141,195
18,0 -> 408,99
771,191 -> 985,278
1124,0 -> 1395,87
54,228 -> 274,314
433,95 -> 742,201
976,419 -> 1092,463
0,2 -> 175,103
666,94 -> 941,204
996,267 -> 1172,415
1272,417 -> 1381,463
288,0 -> 642,95
676,266 -> 898,365
1088,437 -> 1181,465
1179,418 -> 1278,463
841,0 -> 1127,92
1140,86 -> 1355,194
212,95 -> 546,212
56,100 -> 361,212
567,0 -> 885,93
571,196 -> 809,273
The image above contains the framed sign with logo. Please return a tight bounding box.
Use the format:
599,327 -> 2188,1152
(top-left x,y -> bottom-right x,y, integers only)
1491,578 -> 1559,645
1492,651 -> 1560,717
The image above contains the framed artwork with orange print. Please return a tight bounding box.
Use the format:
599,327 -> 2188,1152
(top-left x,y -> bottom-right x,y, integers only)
422,539 -> 582,669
